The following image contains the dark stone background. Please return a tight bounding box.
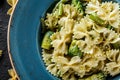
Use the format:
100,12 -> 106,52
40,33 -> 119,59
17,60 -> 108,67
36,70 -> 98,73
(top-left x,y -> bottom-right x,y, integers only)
0,0 -> 12,80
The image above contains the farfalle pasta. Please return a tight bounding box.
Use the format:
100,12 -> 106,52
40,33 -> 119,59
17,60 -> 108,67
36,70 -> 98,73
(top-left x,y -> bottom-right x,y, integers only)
106,49 -> 119,62
86,0 -> 120,28
41,0 -> 120,80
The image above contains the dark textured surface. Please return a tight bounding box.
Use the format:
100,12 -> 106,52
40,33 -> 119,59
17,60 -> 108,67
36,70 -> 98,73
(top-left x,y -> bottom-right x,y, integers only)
0,1 -> 12,80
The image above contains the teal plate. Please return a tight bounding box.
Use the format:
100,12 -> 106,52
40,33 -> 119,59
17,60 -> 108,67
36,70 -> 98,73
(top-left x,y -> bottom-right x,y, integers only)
8,0 -> 120,80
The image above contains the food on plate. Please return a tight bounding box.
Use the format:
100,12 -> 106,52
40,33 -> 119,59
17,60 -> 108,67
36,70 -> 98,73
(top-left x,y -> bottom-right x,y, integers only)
41,0 -> 120,79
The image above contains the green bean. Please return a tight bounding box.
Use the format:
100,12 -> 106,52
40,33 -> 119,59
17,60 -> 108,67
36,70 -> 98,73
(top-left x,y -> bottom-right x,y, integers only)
58,3 -> 63,16
89,13 -> 105,25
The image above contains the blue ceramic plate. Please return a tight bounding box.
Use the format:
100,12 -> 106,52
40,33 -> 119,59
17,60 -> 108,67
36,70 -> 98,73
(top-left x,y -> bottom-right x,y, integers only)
8,0 -> 120,80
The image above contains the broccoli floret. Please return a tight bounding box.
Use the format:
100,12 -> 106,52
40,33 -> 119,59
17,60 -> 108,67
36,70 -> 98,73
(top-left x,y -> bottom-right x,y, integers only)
68,40 -> 83,57
111,41 -> 120,49
72,0 -> 84,15
41,31 -> 54,50
90,73 -> 106,80
106,24 -> 114,30
79,72 -> 106,80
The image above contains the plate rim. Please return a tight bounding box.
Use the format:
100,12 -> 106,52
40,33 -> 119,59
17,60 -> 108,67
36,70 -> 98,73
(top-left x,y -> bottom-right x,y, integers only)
7,0 -> 20,79
7,0 -> 57,79
7,0 -> 120,80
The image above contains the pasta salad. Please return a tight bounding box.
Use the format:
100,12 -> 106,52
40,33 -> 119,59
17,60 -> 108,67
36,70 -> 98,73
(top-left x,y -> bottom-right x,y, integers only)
41,0 -> 120,80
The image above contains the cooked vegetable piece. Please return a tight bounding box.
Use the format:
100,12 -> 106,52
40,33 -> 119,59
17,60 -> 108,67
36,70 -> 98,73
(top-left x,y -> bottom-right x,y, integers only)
58,2 -> 63,16
89,13 -> 105,25
68,40 -> 83,57
72,0 -> 84,14
56,25 -> 62,31
41,18 -> 46,33
61,0 -> 69,3
90,72 -> 106,80
54,0 -> 68,16
112,42 -> 120,49
106,24 -> 114,30
72,0 -> 78,5
41,31 -> 54,50
79,72 -> 106,80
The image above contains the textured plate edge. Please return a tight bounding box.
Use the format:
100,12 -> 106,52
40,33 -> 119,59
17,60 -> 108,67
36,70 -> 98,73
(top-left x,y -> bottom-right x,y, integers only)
7,0 -> 20,79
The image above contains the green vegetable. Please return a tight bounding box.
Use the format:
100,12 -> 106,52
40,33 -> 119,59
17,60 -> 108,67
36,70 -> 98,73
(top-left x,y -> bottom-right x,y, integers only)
68,40 -> 83,57
112,43 -> 119,49
90,73 -> 106,80
106,24 -> 114,30
56,25 -> 62,31
112,42 -> 120,49
61,0 -> 68,3
89,13 -> 105,25
54,0 -> 69,16
41,18 -> 46,33
58,3 -> 63,16
41,31 -> 54,50
79,72 -> 106,80
72,0 -> 78,6
72,0 -> 84,15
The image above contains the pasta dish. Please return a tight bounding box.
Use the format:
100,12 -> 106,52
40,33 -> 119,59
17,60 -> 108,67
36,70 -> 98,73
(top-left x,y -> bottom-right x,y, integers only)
41,0 -> 120,80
